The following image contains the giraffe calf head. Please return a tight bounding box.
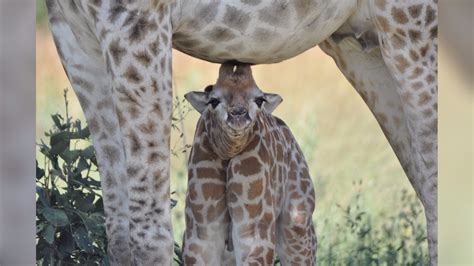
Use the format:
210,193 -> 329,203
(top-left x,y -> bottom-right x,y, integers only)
185,62 -> 282,138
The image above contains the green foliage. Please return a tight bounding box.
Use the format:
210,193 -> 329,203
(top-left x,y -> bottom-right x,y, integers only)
36,90 -> 185,265
316,181 -> 429,265
36,0 -> 48,27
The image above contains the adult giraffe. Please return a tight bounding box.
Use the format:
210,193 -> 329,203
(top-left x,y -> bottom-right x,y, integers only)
45,0 -> 437,265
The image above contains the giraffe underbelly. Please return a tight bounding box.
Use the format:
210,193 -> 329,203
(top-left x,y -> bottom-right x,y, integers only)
171,0 -> 357,64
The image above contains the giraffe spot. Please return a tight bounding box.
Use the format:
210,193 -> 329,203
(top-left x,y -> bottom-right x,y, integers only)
102,145 -> 120,164
422,108 -> 433,118
129,16 -> 158,44
128,130 -> 142,155
408,29 -> 422,43
409,49 -> 420,61
258,3 -> 290,27
148,152 -> 166,163
196,167 -> 223,180
109,39 -> 127,66
420,44 -> 429,57
138,119 -> 157,135
108,5 -> 126,23
238,223 -> 255,238
425,5 -> 436,26
234,157 -> 261,176
123,65 -> 143,84
249,246 -> 264,258
245,201 -> 262,219
205,26 -> 237,42
149,41 -> 159,56
394,55 -> 409,73
202,183 -> 225,200
429,25 -> 437,40
409,67 -> 424,79
413,81 -> 424,90
76,92 -> 90,111
293,0 -> 316,18
184,256 -> 197,264
241,0 -> 261,6
248,179 -> 263,200
222,5 -> 251,32
418,91 -> 432,106
133,50 -> 152,67
71,76 -> 94,93
426,74 -> 435,84
408,4 -> 423,18
391,7 -> 409,24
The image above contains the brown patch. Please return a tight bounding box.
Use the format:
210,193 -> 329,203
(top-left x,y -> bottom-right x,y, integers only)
222,5 -> 251,32
102,145 -> 120,164
133,50 -> 152,67
128,130 -> 142,155
129,16 -> 158,44
429,25 -> 437,40
202,183 -> 225,200
408,4 -> 423,18
409,67 -> 424,79
418,91 -> 432,106
248,179 -> 263,200
425,5 -> 436,26
138,119 -> 157,134
196,167 -> 223,180
409,49 -> 420,61
71,76 -> 94,93
108,5 -> 126,23
235,157 -> 261,176
123,65 -> 143,84
420,44 -> 430,57
426,74 -> 436,84
258,4 -> 290,27
205,26 -> 236,42
109,39 -> 126,66
391,7 -> 409,24
408,30 -> 421,43
394,55 -> 410,73
245,202 -> 262,218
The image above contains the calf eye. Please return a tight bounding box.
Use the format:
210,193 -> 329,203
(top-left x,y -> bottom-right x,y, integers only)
255,96 -> 266,108
207,98 -> 220,109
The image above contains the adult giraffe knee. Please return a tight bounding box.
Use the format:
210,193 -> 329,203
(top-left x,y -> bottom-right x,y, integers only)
46,0 -> 174,264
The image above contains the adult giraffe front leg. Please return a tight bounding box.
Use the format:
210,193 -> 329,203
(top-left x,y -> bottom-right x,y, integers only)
46,1 -> 174,265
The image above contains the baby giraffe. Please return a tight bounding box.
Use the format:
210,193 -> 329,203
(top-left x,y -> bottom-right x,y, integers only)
183,62 -> 316,265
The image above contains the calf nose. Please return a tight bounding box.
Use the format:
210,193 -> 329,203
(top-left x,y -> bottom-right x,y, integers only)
229,106 -> 247,116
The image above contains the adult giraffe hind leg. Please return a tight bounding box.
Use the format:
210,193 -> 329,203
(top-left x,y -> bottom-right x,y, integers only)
46,0 -> 174,264
373,1 -> 437,264
319,31 -> 436,264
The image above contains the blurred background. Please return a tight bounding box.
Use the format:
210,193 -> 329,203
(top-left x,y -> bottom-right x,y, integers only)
32,0 -> 473,264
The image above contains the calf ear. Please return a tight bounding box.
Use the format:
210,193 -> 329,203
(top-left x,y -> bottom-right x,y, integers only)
263,93 -> 283,113
184,91 -> 208,114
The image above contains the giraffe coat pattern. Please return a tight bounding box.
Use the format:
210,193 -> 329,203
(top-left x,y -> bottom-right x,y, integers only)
183,63 -> 316,265
45,0 -> 438,265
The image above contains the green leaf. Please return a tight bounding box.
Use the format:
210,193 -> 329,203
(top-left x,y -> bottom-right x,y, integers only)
57,231 -> 75,256
36,186 -> 50,207
73,226 -> 93,253
81,146 -> 96,160
36,160 -> 45,180
51,113 -> 63,129
50,131 -> 70,155
42,207 -> 69,226
76,157 -> 90,172
60,149 -> 81,164
41,225 -> 56,244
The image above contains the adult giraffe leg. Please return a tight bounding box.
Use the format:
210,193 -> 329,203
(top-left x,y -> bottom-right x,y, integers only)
46,1 -> 174,264
320,34 -> 437,265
